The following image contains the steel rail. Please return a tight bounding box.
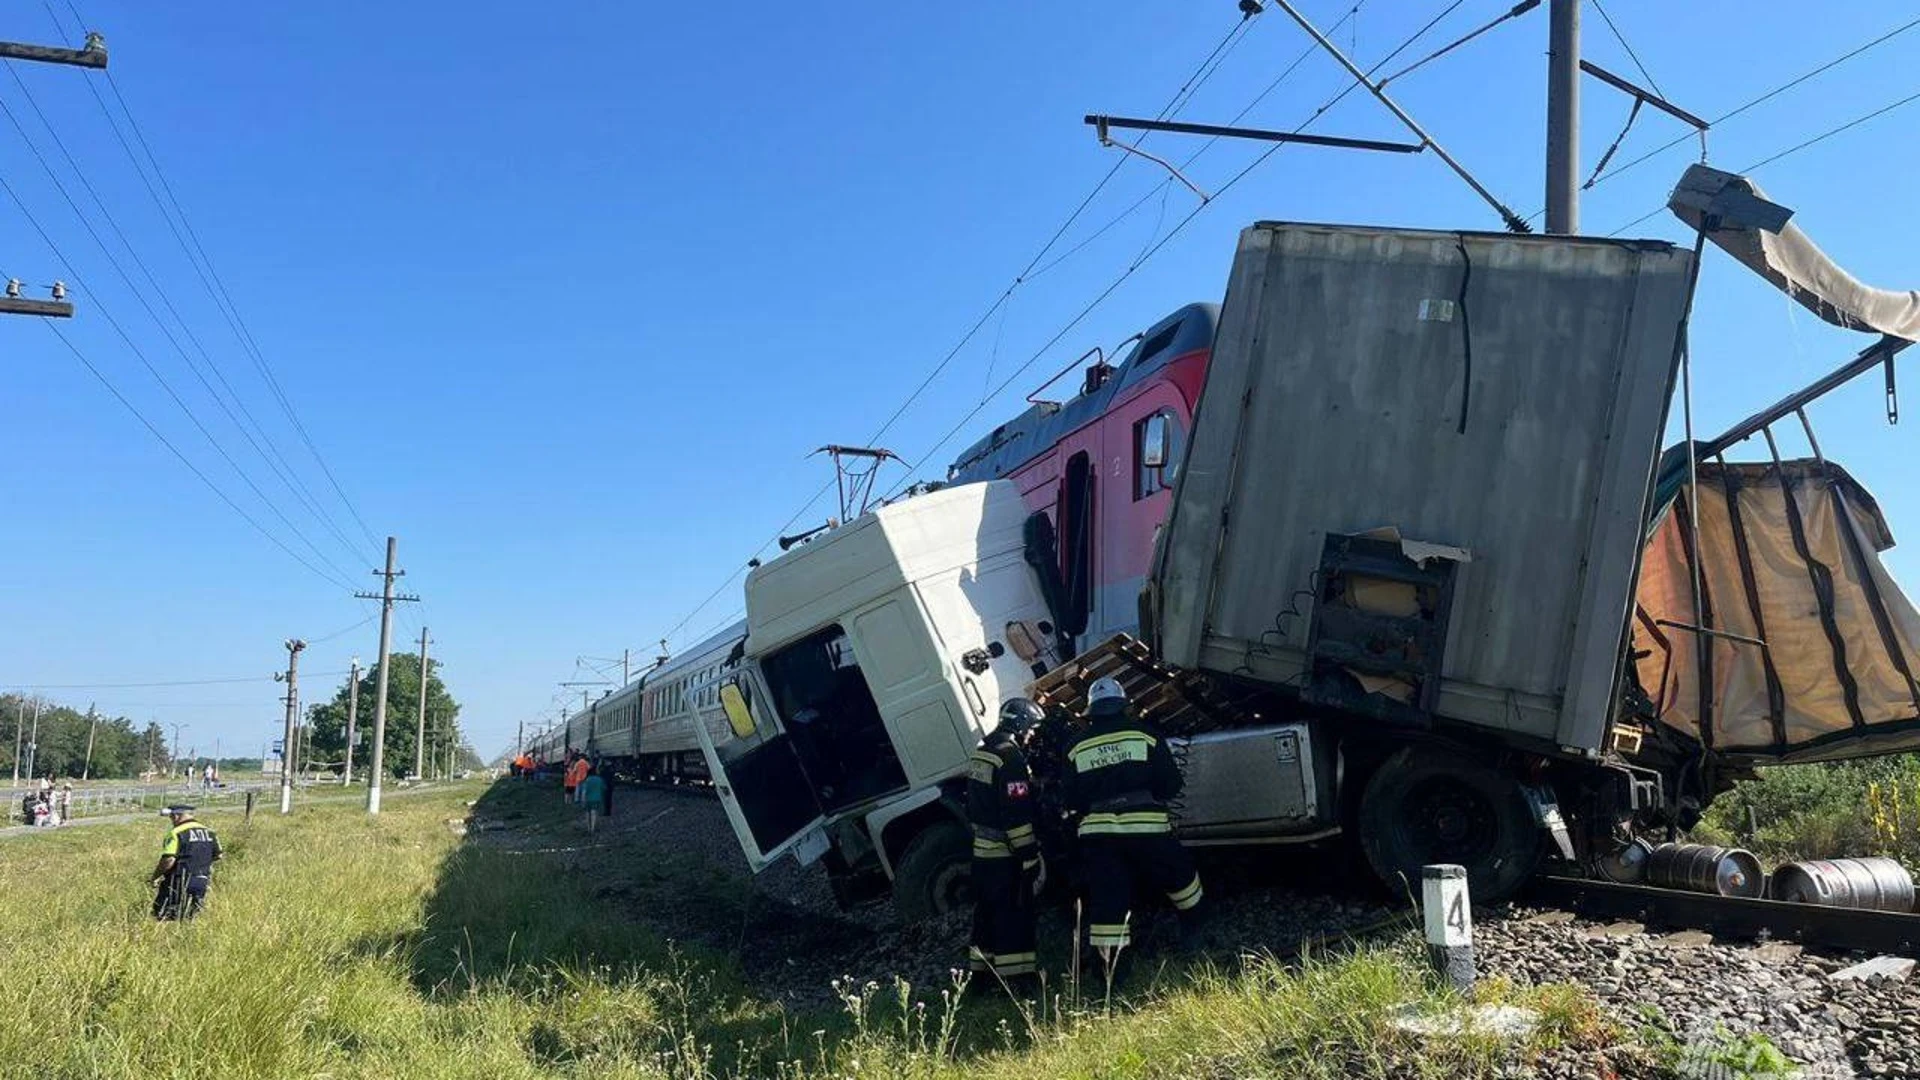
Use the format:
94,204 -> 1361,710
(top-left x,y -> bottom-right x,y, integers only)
1526,875 -> 1920,957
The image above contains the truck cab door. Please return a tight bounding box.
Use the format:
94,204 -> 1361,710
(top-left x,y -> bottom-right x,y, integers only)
691,666 -> 829,871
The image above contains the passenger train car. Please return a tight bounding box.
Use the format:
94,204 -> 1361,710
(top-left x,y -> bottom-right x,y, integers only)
525,619 -> 748,782
946,303 -> 1215,652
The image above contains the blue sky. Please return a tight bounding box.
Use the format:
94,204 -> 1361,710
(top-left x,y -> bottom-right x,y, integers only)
2,0 -> 1917,761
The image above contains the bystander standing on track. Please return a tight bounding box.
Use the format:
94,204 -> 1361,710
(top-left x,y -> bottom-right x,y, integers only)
595,760 -> 614,819
579,769 -> 606,832
564,753 -> 589,805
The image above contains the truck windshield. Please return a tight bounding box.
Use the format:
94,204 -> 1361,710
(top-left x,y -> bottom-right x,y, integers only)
759,624 -> 907,812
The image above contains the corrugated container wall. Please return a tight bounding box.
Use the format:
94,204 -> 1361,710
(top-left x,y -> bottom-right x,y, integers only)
1154,223 -> 1695,756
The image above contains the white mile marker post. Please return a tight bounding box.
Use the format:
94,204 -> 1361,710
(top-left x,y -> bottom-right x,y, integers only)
1422,864 -> 1474,992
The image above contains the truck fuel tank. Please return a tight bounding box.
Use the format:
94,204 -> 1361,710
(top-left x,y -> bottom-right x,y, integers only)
1170,724 -> 1335,842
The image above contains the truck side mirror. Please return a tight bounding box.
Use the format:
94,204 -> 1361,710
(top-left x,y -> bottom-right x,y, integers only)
719,682 -> 756,740
1140,413 -> 1169,469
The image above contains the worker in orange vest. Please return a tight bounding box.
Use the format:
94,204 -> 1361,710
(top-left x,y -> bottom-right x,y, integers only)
565,754 -> 591,804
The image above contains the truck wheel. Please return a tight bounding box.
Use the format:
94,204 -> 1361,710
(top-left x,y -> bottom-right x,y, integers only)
1357,747 -> 1539,902
892,821 -> 971,919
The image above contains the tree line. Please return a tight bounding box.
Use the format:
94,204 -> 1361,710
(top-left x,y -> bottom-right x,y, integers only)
5,652 -> 476,784
305,651 -> 479,778
2,694 -> 176,781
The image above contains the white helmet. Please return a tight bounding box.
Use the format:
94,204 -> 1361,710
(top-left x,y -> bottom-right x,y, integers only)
1087,676 -> 1127,706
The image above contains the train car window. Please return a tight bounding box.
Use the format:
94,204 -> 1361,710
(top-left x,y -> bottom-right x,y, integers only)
1133,409 -> 1184,499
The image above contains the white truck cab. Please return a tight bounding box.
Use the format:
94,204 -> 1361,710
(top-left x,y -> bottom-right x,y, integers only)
691,481 -> 1062,915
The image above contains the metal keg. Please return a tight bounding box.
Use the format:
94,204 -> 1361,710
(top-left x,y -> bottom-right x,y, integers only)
1770,857 -> 1916,912
1596,838 -> 1653,884
1645,843 -> 1765,898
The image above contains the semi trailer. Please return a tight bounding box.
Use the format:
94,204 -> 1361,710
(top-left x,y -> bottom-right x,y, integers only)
690,168 -> 1920,912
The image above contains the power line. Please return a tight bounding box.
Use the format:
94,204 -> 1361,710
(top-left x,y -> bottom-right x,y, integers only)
12,670 -> 349,690
35,318 -> 358,591
1,61 -> 372,572
0,98 -> 365,587
308,608 -> 382,646
49,0 -> 386,559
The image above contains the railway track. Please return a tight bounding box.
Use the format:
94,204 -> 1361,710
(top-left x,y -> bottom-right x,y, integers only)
545,773 -> 1920,965
1523,874 -> 1920,958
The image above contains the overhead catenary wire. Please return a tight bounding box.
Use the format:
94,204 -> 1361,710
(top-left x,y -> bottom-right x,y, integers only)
614,7 -> 1275,660
1606,84 -> 1920,237
1582,13 -> 1920,193
879,0 -> 1484,500
1026,2 -> 1375,284
658,1 -> 1460,648
1,62 -> 373,573
1590,0 -> 1664,97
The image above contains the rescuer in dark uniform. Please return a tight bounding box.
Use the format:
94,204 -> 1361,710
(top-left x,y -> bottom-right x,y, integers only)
966,696 -> 1045,989
151,805 -> 222,921
1064,676 -> 1202,970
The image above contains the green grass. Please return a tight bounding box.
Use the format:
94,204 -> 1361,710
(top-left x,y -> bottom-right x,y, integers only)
1697,753 -> 1920,863
0,781 -> 1621,1080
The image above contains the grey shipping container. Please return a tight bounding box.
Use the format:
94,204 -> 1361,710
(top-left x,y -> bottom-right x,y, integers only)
1152,222 -> 1696,757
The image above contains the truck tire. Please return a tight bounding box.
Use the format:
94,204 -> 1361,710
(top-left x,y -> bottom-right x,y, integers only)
1357,747 -> 1540,902
892,821 -> 972,919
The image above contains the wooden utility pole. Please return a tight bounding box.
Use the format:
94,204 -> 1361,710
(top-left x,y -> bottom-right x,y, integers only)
413,626 -> 430,780
81,707 -> 97,780
1545,0 -> 1581,233
10,698 -> 22,784
275,639 -> 305,814
355,537 -> 418,814
25,700 -> 42,779
341,659 -> 360,785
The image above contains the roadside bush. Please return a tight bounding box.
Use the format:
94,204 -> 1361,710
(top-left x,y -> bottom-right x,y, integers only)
1698,753 -> 1920,864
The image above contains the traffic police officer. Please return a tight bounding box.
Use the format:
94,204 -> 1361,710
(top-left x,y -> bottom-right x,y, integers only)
966,697 -> 1045,987
151,805 -> 222,921
1064,676 -> 1202,967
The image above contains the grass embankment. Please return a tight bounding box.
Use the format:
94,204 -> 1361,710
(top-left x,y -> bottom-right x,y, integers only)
1,780 -> 1616,1080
